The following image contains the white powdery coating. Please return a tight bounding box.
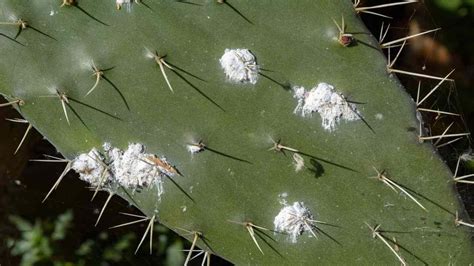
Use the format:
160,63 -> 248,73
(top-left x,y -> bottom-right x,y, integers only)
274,202 -> 314,243
107,143 -> 163,190
72,148 -> 110,187
292,153 -> 305,172
72,143 -> 166,198
116,0 -> 133,12
293,83 -> 360,131
219,49 -> 259,84
186,144 -> 204,154
116,0 -> 132,5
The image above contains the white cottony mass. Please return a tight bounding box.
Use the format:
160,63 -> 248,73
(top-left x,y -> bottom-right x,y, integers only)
72,143 -> 169,199
293,83 -> 360,131
274,202 -> 316,243
219,48 -> 259,84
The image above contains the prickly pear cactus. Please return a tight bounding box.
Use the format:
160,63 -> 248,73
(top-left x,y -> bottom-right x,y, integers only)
1,0 -> 473,264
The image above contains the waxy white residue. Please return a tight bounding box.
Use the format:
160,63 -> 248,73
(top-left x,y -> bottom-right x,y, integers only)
293,83 -> 360,131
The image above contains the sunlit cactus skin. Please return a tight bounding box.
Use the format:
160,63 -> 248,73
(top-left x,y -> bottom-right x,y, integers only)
0,0 -> 472,264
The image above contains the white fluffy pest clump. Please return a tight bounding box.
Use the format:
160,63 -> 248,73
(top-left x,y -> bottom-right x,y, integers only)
293,83 -> 360,131
186,144 -> 204,154
72,143 -> 169,198
219,48 -> 259,84
106,143 -> 163,189
116,0 -> 133,11
274,202 -> 315,243
72,148 -> 111,187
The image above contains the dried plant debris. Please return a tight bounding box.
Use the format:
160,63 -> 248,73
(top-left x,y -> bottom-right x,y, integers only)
293,83 -> 360,131
72,143 -> 176,198
274,201 -> 317,243
219,48 -> 259,84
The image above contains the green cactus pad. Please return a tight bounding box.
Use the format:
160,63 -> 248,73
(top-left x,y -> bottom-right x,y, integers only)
0,0 -> 472,264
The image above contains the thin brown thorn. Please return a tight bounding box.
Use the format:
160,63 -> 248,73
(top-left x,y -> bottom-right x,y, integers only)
149,215 -> 154,255
454,155 -> 462,178
435,137 -> 463,149
228,220 -> 268,255
455,212 -> 474,228
379,22 -> 385,42
135,215 -> 155,255
56,90 -> 70,125
388,68 -> 455,81
387,46 -> 391,66
417,108 -> 460,117
118,212 -> 148,219
382,175 -> 427,211
455,180 -> 474,185
142,156 -> 181,176
185,249 -> 211,266
42,161 -> 72,202
109,217 -> 150,229
366,223 -> 407,266
0,99 -> 24,108
0,19 -> 27,33
332,18 -> 342,33
5,118 -> 28,123
247,225 -> 264,255
91,167 -> 109,201
434,122 -> 454,146
360,10 -> 393,19
269,138 -> 300,153
417,69 -> 455,106
371,167 -> 397,193
416,81 -> 421,104
383,43 -> 408,49
30,158 -> 69,163
381,28 -> 440,48
306,219 -> 329,225
5,118 -> 32,155
85,64 -> 104,96
13,123 -> 32,155
95,192 -> 114,226
355,0 -> 417,12
30,154 -> 69,163
44,154 -> 66,160
187,250 -> 205,262
160,59 -> 174,70
454,174 -> 474,181
419,133 -> 470,141
290,213 -> 328,239
88,152 -> 109,201
418,116 -> 423,137
184,232 -> 201,266
372,167 -> 426,211
0,21 -> 21,26
203,251 -> 211,266
152,53 -> 174,93
379,22 -> 391,43
304,221 -> 319,239
389,40 -> 406,68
